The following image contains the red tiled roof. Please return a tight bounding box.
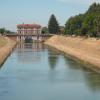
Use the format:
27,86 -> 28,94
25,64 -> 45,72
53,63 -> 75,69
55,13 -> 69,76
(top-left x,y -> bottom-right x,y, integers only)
17,24 -> 41,29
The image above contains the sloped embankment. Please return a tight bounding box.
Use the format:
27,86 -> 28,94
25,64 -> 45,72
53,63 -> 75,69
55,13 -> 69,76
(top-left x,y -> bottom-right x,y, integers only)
0,36 -> 17,65
45,35 -> 100,69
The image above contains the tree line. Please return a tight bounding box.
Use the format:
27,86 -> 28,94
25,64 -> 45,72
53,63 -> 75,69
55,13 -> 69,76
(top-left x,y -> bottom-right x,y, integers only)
0,28 -> 15,35
45,3 -> 100,37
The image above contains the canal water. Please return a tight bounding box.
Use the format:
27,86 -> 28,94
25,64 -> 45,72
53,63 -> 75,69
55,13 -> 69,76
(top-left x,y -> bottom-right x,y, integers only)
0,43 -> 100,100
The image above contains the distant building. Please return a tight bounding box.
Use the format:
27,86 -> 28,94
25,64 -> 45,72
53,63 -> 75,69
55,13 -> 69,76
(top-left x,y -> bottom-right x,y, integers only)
17,23 -> 42,42
17,23 -> 42,35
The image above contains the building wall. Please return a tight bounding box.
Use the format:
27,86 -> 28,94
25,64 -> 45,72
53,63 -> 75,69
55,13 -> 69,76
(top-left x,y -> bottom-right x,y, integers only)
17,28 -> 41,35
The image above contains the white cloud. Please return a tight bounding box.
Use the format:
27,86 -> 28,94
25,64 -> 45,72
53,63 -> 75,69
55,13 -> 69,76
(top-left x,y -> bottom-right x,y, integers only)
57,0 -> 100,4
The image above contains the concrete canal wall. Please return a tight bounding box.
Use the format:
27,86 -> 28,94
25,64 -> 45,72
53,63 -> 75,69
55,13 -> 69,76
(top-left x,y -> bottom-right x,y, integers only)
0,36 -> 17,66
45,35 -> 100,70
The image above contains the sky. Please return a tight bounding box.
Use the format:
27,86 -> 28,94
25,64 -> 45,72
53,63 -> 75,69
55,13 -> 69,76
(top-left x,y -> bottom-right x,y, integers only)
0,0 -> 100,32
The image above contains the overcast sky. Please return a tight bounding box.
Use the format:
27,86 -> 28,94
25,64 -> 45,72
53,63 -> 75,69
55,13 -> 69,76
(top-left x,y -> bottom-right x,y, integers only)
0,0 -> 100,31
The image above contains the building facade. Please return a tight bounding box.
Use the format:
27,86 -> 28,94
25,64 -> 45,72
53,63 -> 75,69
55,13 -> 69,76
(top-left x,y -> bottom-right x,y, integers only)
17,23 -> 42,42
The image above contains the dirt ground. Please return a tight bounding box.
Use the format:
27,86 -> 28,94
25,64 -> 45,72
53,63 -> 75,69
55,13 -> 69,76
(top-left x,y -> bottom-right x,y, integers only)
0,36 -> 17,65
45,35 -> 100,69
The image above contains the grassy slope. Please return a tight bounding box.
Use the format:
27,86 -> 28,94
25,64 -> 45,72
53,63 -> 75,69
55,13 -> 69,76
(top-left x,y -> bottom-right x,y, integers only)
45,35 -> 100,70
0,36 -> 7,47
0,36 -> 17,65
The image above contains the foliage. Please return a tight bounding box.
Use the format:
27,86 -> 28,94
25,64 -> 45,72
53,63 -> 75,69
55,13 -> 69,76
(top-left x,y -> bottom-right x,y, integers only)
64,3 -> 100,37
65,15 -> 83,35
42,27 -> 48,34
0,28 -> 6,35
0,28 -> 14,35
48,14 -> 60,34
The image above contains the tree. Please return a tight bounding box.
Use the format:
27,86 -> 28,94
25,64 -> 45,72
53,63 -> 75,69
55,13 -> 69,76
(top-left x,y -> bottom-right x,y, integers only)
48,14 -> 60,34
80,26 -> 88,36
86,3 -> 100,14
0,28 -> 15,35
65,15 -> 83,35
94,16 -> 100,36
42,27 -> 48,34
64,3 -> 100,37
0,28 -> 6,35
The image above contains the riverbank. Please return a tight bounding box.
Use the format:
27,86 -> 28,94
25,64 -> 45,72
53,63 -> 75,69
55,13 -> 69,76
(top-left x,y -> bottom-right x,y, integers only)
45,35 -> 100,70
0,36 -> 17,66
0,36 -> 7,47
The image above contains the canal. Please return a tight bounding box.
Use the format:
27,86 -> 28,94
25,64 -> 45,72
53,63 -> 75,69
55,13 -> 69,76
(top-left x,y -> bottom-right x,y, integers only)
0,43 -> 100,100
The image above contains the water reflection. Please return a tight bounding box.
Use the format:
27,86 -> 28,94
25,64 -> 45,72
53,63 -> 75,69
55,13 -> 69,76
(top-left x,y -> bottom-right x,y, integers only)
1,43 -> 100,100
16,43 -> 45,63
64,55 -> 100,92
48,48 -> 60,70
64,55 -> 92,71
84,72 -> 100,92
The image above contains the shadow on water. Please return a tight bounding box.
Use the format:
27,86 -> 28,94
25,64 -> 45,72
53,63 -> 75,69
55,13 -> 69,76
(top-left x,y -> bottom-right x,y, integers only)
47,47 -> 60,70
84,71 -> 100,92
63,55 -> 100,92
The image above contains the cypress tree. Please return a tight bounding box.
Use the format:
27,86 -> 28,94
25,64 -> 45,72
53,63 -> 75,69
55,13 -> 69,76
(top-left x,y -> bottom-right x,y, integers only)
48,14 -> 59,34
